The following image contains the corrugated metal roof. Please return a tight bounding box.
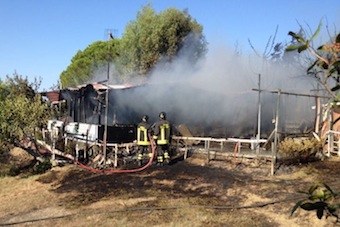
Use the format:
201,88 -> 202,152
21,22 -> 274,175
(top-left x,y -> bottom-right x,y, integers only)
42,82 -> 143,103
69,82 -> 139,91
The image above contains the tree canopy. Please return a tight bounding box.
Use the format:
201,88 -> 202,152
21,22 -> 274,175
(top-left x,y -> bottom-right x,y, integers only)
60,39 -> 120,88
119,5 -> 207,77
60,5 -> 207,88
0,73 -> 52,153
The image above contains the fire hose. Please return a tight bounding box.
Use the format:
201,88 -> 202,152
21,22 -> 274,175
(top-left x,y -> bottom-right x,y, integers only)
26,133 -> 156,174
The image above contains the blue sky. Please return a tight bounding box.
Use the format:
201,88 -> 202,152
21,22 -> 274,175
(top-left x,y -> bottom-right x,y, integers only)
0,0 -> 339,91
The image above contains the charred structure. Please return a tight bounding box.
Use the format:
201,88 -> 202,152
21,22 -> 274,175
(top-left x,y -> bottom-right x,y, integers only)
53,81 -> 316,140
41,81 -> 323,173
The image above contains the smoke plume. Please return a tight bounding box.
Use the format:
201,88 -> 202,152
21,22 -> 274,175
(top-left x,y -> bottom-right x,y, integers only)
109,42 -> 318,138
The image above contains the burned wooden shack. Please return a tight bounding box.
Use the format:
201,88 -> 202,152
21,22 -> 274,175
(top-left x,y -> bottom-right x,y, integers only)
45,81 -> 318,141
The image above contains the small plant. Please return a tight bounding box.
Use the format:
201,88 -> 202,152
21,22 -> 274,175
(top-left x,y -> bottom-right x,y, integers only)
291,183 -> 340,222
34,159 -> 52,174
8,165 -> 21,176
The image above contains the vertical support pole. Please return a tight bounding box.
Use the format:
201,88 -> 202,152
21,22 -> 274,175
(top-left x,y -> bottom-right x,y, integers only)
52,140 -> 56,161
206,140 -> 210,163
271,142 -> 275,176
75,141 -> 79,161
256,74 -> 261,157
329,105 -> 334,157
114,144 -> 118,168
64,137 -> 68,151
314,96 -> 321,134
42,128 -> 46,141
337,137 -> 340,156
327,132 -> 331,157
273,90 -> 281,174
102,30 -> 114,166
184,143 -> 188,160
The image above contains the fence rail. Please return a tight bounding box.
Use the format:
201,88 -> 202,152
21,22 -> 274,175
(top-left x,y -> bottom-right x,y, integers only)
172,136 -> 269,159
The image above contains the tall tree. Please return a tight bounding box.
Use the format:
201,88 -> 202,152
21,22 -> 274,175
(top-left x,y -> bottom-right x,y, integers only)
60,39 -> 120,88
60,5 -> 207,87
119,5 -> 207,78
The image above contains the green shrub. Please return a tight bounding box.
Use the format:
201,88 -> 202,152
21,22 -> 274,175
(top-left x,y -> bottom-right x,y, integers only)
8,165 -> 21,176
34,159 -> 52,174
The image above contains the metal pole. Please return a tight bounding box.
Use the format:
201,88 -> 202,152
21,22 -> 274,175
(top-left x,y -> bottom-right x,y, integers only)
273,89 -> 281,174
271,142 -> 274,176
102,31 -> 111,162
256,74 -> 261,156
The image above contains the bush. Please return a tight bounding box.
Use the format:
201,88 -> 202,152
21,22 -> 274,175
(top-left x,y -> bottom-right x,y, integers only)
0,163 -> 21,177
278,137 -> 323,163
8,165 -> 21,176
34,159 -> 52,174
0,74 -> 52,157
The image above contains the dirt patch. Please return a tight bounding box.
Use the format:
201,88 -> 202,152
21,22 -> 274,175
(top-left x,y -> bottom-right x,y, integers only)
0,155 -> 340,226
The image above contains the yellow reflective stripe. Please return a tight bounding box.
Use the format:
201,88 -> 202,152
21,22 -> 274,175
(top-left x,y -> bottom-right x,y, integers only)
157,123 -> 170,144
164,152 -> 170,159
137,126 -> 150,145
137,141 -> 151,145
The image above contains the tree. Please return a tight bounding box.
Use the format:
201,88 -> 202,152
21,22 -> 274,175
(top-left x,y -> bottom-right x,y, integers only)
1,73 -> 38,100
0,73 -> 51,153
60,39 -> 120,88
286,21 -> 340,101
119,4 -> 207,78
60,5 -> 207,87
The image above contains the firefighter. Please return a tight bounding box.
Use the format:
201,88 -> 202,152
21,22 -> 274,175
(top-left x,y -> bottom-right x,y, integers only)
152,112 -> 171,165
136,115 -> 152,166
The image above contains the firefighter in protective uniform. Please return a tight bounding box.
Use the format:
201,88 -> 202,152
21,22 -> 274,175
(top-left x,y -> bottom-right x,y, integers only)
136,115 -> 152,166
152,112 -> 171,165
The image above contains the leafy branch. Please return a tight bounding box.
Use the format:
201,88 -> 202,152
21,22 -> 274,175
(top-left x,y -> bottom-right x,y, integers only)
286,20 -> 340,101
291,183 -> 339,222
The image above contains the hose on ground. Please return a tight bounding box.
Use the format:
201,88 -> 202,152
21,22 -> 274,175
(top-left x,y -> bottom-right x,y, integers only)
25,133 -> 156,174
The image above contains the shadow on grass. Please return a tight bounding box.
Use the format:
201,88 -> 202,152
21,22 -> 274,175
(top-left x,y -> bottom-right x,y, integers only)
37,160 -> 249,207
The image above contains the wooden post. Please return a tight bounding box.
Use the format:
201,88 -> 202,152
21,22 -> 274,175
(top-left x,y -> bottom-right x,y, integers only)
114,144 -> 118,168
206,140 -> 210,163
184,143 -> 188,159
75,141 -> 79,161
256,74 -> 261,157
337,138 -> 340,157
314,96 -> 321,134
327,132 -> 330,157
271,142 -> 275,176
273,90 -> 281,165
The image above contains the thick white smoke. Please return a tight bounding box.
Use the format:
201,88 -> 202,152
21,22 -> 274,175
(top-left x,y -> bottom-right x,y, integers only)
110,42 -> 318,137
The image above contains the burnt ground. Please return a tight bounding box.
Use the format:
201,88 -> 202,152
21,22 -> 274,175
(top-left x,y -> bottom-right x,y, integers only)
1,153 -> 340,226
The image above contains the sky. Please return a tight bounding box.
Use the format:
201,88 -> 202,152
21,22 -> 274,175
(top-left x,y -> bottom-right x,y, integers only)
0,0 -> 339,91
